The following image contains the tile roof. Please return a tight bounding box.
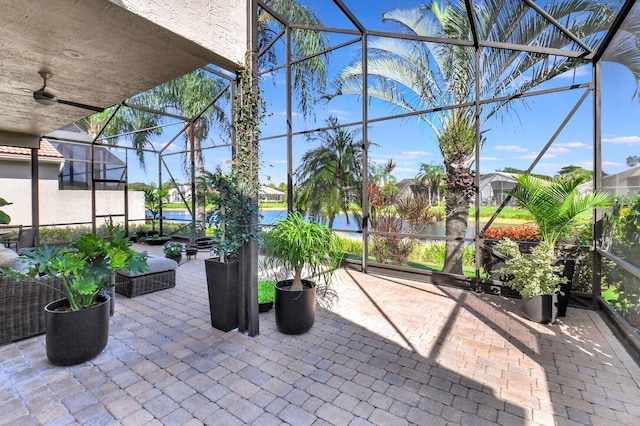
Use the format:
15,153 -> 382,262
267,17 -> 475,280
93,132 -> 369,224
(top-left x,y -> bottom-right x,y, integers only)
0,139 -> 63,159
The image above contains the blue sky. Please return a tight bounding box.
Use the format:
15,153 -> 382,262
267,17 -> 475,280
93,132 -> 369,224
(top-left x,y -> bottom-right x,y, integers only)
124,0 -> 639,186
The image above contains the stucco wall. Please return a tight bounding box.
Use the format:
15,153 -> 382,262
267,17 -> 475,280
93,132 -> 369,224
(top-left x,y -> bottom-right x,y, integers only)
0,157 -> 61,180
2,178 -> 145,228
112,0 -> 246,70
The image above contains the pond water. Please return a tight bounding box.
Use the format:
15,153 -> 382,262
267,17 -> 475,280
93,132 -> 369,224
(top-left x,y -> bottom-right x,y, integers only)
162,209 -> 492,238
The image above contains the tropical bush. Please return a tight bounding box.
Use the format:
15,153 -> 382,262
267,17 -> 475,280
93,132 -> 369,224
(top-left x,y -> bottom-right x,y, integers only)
601,193 -> 640,329
480,224 -> 540,242
258,280 -> 276,304
494,239 -> 566,297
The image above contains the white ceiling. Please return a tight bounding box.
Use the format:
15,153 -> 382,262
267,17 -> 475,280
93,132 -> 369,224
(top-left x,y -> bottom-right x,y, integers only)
0,0 -> 232,141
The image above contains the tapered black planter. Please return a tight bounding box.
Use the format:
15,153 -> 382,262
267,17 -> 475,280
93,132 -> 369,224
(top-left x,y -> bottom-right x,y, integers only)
45,295 -> 110,366
522,294 -> 558,324
205,258 -> 239,332
275,279 -> 315,335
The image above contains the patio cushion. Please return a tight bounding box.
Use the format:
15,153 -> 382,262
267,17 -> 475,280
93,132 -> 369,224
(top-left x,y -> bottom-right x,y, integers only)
116,255 -> 178,277
0,245 -> 28,273
115,256 -> 177,298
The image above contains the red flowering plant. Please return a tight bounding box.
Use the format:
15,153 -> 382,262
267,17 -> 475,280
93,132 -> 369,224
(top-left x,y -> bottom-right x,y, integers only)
478,224 -> 540,277
480,224 -> 540,242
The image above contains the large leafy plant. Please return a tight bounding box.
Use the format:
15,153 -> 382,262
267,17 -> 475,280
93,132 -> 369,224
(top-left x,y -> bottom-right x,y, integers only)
0,197 -> 11,224
494,239 -> 566,297
507,174 -> 612,247
494,174 -> 612,296
7,226 -> 147,311
261,211 -> 342,292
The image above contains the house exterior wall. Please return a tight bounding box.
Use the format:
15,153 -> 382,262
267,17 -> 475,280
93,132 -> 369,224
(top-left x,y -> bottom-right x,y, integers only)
2,178 -> 145,227
0,157 -> 60,180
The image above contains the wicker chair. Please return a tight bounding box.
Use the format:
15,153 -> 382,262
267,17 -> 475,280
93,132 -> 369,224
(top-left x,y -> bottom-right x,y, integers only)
0,274 -> 63,345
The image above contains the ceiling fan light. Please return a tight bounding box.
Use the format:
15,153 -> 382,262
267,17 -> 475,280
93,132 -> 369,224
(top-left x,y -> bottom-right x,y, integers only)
62,49 -> 83,59
34,92 -> 58,106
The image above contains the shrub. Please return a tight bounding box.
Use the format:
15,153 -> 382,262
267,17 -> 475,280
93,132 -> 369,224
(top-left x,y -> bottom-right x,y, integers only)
480,224 -> 540,242
494,239 -> 566,297
258,280 -> 275,304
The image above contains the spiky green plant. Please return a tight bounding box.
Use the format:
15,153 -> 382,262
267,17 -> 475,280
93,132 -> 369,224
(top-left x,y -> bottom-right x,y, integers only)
507,174 -> 612,246
261,211 -> 342,292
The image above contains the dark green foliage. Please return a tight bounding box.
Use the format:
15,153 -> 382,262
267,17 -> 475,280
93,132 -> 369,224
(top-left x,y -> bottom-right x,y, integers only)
6,224 -> 147,311
204,167 -> 260,261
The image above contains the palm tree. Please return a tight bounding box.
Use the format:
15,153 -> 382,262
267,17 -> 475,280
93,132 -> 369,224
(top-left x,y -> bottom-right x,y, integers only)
627,155 -> 640,167
258,0 -> 329,117
415,162 -> 445,203
77,107 -> 162,169
295,115 -> 363,228
334,1 -> 640,274
145,70 -> 230,228
507,174 -> 612,247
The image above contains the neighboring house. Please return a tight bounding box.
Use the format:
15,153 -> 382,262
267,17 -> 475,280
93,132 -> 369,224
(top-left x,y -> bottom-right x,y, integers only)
167,185 -> 193,203
259,186 -> 285,202
578,166 -> 640,197
0,124 -> 145,228
397,179 -> 415,200
478,172 -> 518,206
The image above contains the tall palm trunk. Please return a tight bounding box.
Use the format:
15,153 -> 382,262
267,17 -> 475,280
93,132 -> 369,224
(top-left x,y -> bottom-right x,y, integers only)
187,127 -> 207,231
442,165 -> 474,274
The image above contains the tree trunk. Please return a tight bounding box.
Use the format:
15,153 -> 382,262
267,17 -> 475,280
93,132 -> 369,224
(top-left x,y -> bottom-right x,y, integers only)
187,128 -> 207,231
442,165 -> 474,275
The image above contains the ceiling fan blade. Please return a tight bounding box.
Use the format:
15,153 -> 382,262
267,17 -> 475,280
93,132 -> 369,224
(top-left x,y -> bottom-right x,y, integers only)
57,98 -> 105,113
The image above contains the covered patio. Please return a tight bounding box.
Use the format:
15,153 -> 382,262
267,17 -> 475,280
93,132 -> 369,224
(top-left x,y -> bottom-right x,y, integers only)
3,1 -> 640,424
2,244 -> 640,425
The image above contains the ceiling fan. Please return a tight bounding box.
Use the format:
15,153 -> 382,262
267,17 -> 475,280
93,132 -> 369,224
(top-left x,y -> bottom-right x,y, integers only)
33,71 -> 105,112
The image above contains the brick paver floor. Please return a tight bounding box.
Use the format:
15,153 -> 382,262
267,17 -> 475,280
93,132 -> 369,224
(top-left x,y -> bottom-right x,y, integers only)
2,243 -> 640,425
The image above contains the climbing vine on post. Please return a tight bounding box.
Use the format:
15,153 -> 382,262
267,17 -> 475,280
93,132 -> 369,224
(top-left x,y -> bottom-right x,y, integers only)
232,62 -> 264,200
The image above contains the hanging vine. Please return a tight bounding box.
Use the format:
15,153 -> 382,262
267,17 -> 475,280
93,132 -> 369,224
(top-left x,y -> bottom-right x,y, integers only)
232,59 -> 264,199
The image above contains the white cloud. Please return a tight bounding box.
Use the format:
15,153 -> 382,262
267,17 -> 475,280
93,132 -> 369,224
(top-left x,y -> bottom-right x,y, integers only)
495,144 -> 528,152
370,158 -> 389,165
547,147 -> 571,154
518,152 -> 556,159
582,160 -> 623,168
557,141 -> 590,149
556,66 -> 589,79
277,111 -> 301,118
480,156 -> 500,161
394,167 -> 417,173
602,136 -> 640,145
400,151 -> 429,158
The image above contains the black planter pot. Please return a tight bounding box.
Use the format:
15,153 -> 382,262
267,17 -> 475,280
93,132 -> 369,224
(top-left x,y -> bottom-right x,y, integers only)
259,302 -> 274,313
555,259 -> 576,317
522,294 -> 558,324
275,279 -> 315,335
205,258 -> 239,332
45,295 -> 111,366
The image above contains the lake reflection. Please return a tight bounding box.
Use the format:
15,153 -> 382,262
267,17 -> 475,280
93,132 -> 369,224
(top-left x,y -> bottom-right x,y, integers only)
163,208 -> 488,238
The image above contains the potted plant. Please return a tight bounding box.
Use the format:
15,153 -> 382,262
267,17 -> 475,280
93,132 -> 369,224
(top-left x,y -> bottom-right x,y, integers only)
261,211 -> 342,335
494,239 -> 566,323
258,279 -> 275,313
203,167 -> 260,332
5,224 -> 147,365
138,187 -> 171,240
495,174 -> 611,322
163,242 -> 183,262
0,197 -> 11,224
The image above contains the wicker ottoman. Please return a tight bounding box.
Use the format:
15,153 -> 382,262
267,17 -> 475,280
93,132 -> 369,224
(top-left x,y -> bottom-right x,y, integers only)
115,256 -> 178,297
